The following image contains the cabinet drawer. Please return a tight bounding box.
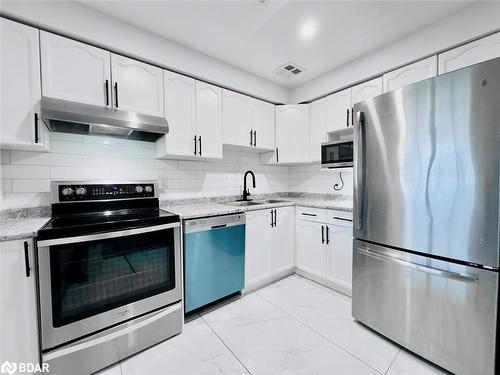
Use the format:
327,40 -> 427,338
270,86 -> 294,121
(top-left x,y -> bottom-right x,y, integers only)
325,209 -> 352,225
296,207 -> 326,222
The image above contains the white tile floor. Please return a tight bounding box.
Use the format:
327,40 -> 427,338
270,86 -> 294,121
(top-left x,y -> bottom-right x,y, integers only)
97,275 -> 448,375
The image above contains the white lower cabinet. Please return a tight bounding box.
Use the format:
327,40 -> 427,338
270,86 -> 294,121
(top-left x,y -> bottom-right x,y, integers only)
244,207 -> 294,291
0,239 -> 39,366
295,207 -> 354,296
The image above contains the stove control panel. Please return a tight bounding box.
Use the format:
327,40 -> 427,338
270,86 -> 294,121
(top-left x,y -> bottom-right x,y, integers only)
58,183 -> 156,201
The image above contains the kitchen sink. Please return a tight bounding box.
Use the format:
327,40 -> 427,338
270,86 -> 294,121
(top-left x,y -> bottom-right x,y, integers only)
224,199 -> 289,207
224,200 -> 265,207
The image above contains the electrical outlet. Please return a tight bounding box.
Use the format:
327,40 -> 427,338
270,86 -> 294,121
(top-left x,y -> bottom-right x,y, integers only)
160,177 -> 168,188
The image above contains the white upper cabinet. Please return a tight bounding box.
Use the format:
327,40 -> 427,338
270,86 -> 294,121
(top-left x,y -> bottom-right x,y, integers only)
195,81 -> 223,159
326,88 -> 351,132
275,104 -> 310,163
383,56 -> 437,93
251,98 -> 275,151
222,89 -> 252,147
157,70 -> 196,157
438,32 -> 500,74
309,98 -> 327,162
351,77 -> 383,106
111,54 -> 164,117
40,31 -> 111,107
1,19 -> 48,151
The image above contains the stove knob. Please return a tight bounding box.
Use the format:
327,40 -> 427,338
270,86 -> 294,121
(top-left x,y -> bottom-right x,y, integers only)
135,185 -> 144,193
145,185 -> 153,193
76,187 -> 87,196
62,187 -> 74,196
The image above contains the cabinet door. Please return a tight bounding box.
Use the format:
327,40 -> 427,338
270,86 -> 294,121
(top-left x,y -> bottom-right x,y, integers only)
195,81 -> 223,158
157,70 -> 196,157
245,210 -> 273,288
326,88 -> 351,132
0,19 -> 49,151
383,56 -> 437,93
309,98 -> 327,162
275,104 -> 310,163
0,239 -> 39,366
251,99 -> 275,151
438,32 -> 500,74
270,207 -> 294,274
40,31 -> 111,107
327,224 -> 353,295
222,89 -> 252,147
295,220 -> 327,278
111,54 -> 164,116
351,77 -> 383,106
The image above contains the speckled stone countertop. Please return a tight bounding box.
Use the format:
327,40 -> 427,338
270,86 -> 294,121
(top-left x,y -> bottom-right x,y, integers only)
0,207 -> 51,242
161,193 -> 352,220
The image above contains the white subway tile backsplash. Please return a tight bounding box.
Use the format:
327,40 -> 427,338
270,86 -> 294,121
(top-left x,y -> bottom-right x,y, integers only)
1,165 -> 50,179
10,151 -> 82,167
11,179 -> 51,193
1,179 -> 12,193
1,150 -> 10,164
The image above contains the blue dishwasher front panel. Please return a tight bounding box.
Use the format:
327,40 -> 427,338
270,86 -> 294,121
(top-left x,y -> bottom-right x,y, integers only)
184,217 -> 245,313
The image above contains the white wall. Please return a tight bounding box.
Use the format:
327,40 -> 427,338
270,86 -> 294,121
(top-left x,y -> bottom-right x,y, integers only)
0,0 -> 289,104
0,133 -> 289,209
288,164 -> 353,198
290,1 -> 500,103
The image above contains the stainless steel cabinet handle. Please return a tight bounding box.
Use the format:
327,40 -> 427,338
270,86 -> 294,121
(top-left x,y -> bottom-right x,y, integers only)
194,135 -> 197,155
270,210 -> 274,227
354,111 -> 364,230
346,108 -> 350,127
301,213 -> 317,217
321,225 -> 325,244
273,209 -> 277,227
326,225 -> 330,244
250,130 -> 253,146
253,130 -> 256,147
198,136 -> 202,155
357,248 -> 478,283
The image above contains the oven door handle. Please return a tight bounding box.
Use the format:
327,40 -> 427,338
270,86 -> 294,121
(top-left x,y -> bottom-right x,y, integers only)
37,222 -> 180,247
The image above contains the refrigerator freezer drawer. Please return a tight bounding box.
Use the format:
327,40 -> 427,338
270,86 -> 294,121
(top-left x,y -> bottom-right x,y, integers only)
352,239 -> 498,375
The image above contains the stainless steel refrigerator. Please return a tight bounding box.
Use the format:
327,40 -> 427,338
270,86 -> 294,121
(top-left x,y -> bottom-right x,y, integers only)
352,57 -> 499,375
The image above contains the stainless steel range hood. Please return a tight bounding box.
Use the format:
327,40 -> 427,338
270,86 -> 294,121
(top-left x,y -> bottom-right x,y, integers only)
40,97 -> 168,142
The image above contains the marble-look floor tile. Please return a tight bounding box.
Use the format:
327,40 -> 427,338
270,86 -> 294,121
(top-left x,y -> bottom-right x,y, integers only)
94,364 -> 122,375
386,350 -> 448,375
203,293 -> 378,375
120,316 -> 249,375
257,275 -> 399,373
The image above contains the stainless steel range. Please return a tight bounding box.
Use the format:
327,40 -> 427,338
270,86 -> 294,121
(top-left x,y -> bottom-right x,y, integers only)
36,181 -> 182,375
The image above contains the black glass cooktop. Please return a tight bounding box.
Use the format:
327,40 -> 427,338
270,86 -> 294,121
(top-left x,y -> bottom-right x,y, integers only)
38,208 -> 179,241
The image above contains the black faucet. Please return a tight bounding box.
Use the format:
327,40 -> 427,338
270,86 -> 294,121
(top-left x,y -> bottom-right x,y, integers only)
242,170 -> 256,201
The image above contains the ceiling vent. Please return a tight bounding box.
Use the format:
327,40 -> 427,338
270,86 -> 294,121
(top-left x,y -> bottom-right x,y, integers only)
274,62 -> 305,79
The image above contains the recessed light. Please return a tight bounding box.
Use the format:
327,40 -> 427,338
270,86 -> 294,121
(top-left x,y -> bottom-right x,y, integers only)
300,20 -> 316,40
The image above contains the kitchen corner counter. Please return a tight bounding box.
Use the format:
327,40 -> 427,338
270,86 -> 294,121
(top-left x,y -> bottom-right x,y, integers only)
161,196 -> 352,220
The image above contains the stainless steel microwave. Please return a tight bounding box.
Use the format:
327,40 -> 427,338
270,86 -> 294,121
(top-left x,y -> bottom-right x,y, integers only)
321,139 -> 353,168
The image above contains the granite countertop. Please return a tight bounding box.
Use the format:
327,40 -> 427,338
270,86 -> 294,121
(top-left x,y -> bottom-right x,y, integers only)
0,216 -> 51,242
162,195 -> 352,220
0,193 -> 352,241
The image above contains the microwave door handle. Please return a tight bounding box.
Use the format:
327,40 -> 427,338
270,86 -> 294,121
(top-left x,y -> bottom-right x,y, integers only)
37,222 -> 180,247
354,111 -> 364,230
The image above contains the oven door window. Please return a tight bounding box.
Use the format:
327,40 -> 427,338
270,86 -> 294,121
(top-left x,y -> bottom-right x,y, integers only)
49,228 -> 176,327
322,141 -> 353,164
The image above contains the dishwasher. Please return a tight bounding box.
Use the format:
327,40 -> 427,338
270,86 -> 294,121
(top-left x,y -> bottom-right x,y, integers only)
183,214 -> 245,313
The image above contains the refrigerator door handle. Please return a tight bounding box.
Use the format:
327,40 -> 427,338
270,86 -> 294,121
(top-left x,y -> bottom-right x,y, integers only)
357,247 -> 478,283
354,111 -> 364,230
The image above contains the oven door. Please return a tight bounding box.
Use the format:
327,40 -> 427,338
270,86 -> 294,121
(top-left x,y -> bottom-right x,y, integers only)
37,222 -> 181,350
321,141 -> 353,168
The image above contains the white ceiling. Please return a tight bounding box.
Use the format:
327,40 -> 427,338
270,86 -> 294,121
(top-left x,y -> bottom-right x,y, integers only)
81,0 -> 473,88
